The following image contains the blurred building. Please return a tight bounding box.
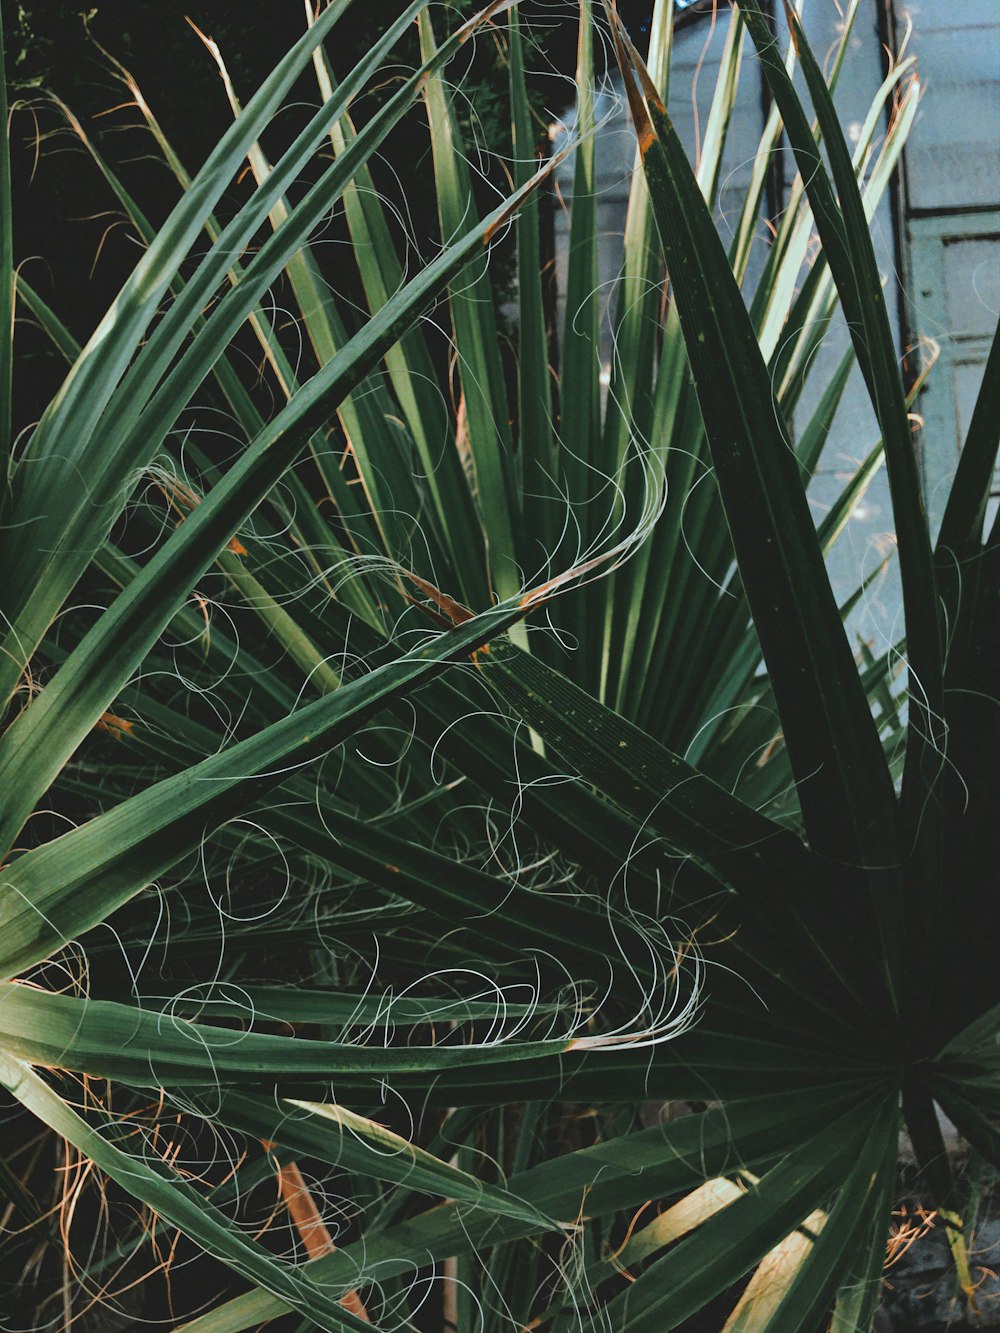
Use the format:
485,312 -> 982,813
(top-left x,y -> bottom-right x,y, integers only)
553,0 -> 999,644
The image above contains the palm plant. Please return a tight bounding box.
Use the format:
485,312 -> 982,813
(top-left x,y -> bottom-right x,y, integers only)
0,0 -> 996,1329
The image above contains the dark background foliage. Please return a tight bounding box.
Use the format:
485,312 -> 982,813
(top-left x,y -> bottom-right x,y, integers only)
4,2 -> 580,428
2,1 -> 672,427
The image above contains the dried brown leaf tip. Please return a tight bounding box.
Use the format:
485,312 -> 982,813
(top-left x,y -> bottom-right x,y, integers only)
459,0 -> 519,44
483,207 -> 515,247
96,713 -> 135,740
780,0 -> 804,54
400,571 -> 493,658
602,0 -> 657,154
158,475 -> 202,515
157,476 -> 246,556
403,571 -> 474,626
262,1142 -> 371,1321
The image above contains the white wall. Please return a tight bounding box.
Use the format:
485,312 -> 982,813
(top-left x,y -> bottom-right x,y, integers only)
552,1 -> 998,658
